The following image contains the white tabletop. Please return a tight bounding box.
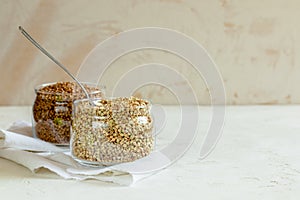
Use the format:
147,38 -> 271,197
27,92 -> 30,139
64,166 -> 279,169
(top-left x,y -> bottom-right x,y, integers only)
0,106 -> 299,199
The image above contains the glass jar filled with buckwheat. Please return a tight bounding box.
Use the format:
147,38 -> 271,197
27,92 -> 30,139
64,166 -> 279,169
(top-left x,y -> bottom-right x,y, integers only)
32,82 -> 104,145
71,97 -> 154,165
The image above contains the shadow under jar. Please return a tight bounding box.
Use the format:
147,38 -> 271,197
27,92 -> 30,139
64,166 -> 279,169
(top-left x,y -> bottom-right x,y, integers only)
71,97 -> 154,166
32,82 -> 105,145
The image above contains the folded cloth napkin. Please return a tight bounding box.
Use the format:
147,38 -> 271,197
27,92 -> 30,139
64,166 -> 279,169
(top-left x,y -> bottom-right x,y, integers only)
0,121 -> 170,185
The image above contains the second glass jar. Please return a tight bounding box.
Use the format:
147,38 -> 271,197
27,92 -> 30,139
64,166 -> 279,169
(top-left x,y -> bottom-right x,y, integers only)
32,82 -> 105,145
71,97 -> 154,165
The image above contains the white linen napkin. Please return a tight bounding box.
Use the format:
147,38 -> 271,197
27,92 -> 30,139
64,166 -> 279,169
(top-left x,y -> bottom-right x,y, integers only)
0,121 -> 169,185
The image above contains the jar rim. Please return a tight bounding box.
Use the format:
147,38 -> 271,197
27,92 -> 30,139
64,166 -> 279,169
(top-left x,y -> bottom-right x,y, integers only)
73,96 -> 151,107
34,81 -> 105,96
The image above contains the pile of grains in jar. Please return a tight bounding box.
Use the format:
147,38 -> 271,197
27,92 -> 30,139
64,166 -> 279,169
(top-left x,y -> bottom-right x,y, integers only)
32,81 -> 104,145
71,96 -> 154,165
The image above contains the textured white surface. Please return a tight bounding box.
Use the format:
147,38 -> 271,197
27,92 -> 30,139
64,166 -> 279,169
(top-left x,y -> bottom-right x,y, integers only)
0,106 -> 300,199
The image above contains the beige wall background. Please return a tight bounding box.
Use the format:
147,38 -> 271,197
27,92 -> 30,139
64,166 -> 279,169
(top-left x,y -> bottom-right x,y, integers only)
0,0 -> 299,105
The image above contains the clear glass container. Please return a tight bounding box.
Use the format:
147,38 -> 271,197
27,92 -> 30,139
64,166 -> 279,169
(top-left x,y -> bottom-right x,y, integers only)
71,97 -> 154,166
32,82 -> 105,145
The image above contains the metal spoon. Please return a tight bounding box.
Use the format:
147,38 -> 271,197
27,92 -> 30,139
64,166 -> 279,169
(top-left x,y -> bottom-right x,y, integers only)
18,26 -> 92,102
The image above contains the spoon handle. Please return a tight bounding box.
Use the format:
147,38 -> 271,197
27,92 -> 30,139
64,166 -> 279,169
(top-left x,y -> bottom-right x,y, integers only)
18,26 -> 91,100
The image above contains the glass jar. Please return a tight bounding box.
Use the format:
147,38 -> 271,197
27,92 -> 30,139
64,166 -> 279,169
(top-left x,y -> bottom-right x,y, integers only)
32,82 -> 105,145
71,97 -> 154,166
